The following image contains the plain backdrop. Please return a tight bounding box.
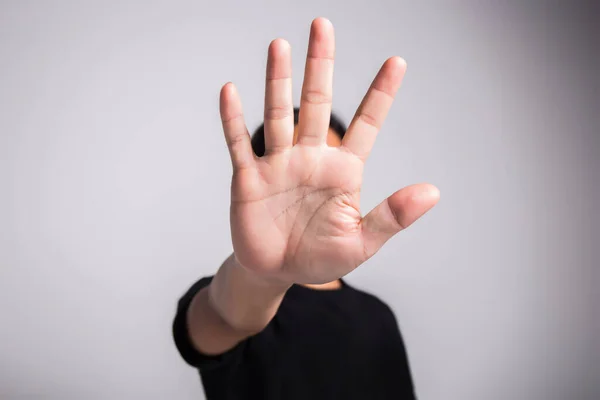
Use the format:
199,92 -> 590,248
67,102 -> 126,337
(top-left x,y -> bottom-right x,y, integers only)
1,1 -> 598,399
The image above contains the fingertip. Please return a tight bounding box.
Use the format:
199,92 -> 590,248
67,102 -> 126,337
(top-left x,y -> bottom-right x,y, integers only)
307,17 -> 335,59
413,184 -> 440,214
386,56 -> 407,72
312,17 -> 333,30
220,82 -> 244,120
310,17 -> 334,43
390,183 -> 440,212
220,82 -> 234,108
269,38 -> 291,55
372,57 -> 406,95
221,81 -> 236,97
423,183 -> 440,201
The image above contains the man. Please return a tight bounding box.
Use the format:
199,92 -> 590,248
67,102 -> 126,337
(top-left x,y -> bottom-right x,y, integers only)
173,17 -> 439,399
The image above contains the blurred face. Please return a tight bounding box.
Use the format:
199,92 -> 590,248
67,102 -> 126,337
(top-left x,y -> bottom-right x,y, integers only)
292,125 -> 342,147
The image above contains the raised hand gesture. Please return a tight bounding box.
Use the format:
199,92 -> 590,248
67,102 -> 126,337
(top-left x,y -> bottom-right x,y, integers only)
219,18 -> 439,286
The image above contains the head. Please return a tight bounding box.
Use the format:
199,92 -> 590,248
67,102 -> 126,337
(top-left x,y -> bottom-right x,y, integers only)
250,108 -> 347,156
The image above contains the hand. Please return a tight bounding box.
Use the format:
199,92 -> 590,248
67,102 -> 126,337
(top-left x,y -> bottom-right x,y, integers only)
219,18 -> 439,285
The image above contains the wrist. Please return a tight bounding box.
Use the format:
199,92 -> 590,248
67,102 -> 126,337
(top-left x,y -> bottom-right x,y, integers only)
207,253 -> 290,333
230,253 -> 292,292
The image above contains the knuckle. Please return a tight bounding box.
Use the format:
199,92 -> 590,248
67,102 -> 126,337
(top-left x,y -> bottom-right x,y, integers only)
357,111 -> 380,129
301,90 -> 332,105
264,105 -> 293,121
226,132 -> 247,148
221,113 -> 243,124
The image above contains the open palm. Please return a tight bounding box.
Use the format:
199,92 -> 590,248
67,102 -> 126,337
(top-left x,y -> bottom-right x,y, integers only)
220,18 -> 439,285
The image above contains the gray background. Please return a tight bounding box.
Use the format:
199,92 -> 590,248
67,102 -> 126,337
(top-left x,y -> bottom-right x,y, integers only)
1,1 -> 598,399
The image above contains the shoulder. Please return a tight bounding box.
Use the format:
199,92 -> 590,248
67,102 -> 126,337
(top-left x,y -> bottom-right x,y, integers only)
343,282 -> 407,340
343,281 -> 397,320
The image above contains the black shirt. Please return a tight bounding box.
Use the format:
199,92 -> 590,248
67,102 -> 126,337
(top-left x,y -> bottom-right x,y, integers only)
173,276 -> 416,399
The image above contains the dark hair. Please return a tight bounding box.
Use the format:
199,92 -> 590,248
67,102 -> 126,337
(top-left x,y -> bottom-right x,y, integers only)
250,107 -> 347,157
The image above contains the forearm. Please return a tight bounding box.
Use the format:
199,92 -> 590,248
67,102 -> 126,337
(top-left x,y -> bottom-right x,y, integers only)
186,253 -> 290,355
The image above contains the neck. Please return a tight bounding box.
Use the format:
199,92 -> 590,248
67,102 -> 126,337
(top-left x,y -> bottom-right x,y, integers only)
302,279 -> 342,290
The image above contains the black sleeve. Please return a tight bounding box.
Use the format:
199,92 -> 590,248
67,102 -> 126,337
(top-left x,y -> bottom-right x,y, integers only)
379,303 -> 417,399
172,276 -> 247,371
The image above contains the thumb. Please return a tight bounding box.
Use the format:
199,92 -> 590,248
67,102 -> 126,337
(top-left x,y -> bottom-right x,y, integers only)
360,183 -> 440,261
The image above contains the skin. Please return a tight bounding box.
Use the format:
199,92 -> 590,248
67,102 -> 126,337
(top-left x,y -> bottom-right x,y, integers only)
186,18 -> 440,356
297,126 -> 343,290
